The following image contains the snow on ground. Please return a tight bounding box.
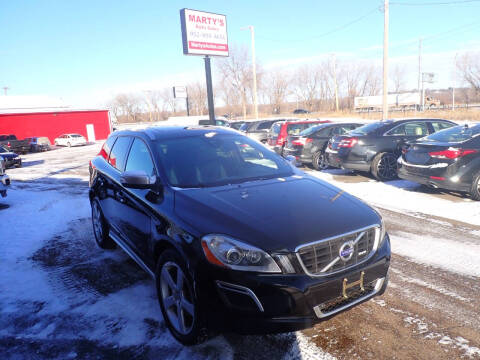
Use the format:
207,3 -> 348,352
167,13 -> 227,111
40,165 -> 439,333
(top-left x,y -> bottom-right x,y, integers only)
309,169 -> 480,226
389,231 -> 480,278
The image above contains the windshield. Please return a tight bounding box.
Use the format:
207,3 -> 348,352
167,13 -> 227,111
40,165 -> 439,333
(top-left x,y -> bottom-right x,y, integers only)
350,121 -> 391,135
299,124 -> 328,136
155,133 -> 293,188
270,123 -> 281,137
0,146 -> 7,153
423,124 -> 480,143
230,122 -> 245,130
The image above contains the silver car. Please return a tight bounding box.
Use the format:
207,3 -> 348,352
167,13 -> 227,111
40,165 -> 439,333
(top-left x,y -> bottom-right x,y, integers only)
0,156 -> 10,198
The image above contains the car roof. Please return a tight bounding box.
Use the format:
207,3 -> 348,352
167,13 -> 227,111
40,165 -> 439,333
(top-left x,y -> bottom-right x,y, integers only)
112,126 -> 240,141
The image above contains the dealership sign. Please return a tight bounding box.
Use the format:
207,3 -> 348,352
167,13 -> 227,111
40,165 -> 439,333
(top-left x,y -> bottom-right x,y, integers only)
173,86 -> 187,99
180,9 -> 228,57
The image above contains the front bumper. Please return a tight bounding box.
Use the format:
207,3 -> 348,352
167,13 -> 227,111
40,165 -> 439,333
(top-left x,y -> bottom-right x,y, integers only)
4,158 -> 21,168
199,235 -> 391,334
0,174 -> 10,197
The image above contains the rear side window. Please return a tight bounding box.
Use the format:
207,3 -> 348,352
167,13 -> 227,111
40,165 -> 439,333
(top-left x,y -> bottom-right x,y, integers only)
431,121 -> 455,133
257,121 -> 275,130
270,123 -> 281,137
125,138 -> 155,176
387,122 -> 428,136
333,125 -> 357,135
99,136 -> 116,161
108,136 -> 132,171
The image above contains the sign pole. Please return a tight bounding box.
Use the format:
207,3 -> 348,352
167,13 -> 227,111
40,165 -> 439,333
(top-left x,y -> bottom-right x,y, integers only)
204,56 -> 216,125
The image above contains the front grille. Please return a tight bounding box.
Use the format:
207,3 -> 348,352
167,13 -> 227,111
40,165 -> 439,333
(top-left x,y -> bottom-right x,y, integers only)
316,280 -> 376,316
296,226 -> 378,276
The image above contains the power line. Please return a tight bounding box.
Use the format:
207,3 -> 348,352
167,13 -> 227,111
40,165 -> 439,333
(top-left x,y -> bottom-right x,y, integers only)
256,6 -> 380,43
391,0 -> 480,5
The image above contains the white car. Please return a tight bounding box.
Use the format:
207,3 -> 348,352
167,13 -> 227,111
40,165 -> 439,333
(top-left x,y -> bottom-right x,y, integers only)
54,134 -> 87,147
0,156 -> 10,198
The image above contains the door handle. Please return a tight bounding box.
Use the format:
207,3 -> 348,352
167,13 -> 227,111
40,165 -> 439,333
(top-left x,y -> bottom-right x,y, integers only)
115,191 -> 127,204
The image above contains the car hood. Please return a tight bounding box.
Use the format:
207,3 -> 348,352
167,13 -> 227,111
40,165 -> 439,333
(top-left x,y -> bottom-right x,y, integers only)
174,175 -> 380,252
0,152 -> 18,159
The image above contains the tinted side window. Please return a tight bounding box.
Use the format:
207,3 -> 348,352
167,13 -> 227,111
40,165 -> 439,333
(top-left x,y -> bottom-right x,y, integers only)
404,122 -> 428,136
99,136 -> 116,161
387,124 -> 406,136
125,138 -> 155,176
431,121 -> 455,133
108,136 -> 132,171
257,121 -> 274,130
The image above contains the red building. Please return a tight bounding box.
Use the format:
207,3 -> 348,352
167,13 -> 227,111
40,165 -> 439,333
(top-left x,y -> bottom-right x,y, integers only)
0,108 -> 112,144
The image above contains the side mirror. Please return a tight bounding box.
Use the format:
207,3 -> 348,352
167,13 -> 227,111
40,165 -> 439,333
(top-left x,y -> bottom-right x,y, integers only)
120,170 -> 156,189
284,155 -> 297,167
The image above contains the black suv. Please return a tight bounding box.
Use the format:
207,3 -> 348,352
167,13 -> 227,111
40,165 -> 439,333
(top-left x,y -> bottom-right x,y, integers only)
89,126 -> 390,345
284,123 -> 363,170
325,119 -> 456,181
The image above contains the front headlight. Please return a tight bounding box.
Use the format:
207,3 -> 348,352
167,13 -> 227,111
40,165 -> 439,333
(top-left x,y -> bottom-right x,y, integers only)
201,234 -> 281,273
374,215 -> 387,250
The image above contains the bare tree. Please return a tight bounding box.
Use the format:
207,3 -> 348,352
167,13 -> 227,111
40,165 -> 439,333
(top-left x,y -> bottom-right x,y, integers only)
457,52 -> 480,94
186,82 -> 208,115
108,93 -> 142,123
216,45 -> 252,118
391,64 -> 407,93
262,69 -> 290,114
292,65 -> 322,112
161,88 -> 177,114
143,90 -> 167,121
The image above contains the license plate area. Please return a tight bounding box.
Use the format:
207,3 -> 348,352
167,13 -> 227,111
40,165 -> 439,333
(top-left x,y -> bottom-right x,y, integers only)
343,271 -> 365,298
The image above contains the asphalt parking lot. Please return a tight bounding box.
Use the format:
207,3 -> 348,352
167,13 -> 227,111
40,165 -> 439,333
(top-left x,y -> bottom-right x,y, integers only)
1,144 -> 479,359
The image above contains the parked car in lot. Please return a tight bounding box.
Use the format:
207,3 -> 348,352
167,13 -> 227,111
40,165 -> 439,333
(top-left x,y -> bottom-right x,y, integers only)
228,121 -> 247,130
284,122 -> 363,170
268,119 -> 331,155
325,119 -> 457,181
0,156 -> 10,198
398,124 -> 480,200
89,126 -> 390,345
293,109 -> 309,114
54,133 -> 87,147
0,134 -> 30,154
24,136 -> 51,152
0,146 -> 22,168
239,119 -> 279,144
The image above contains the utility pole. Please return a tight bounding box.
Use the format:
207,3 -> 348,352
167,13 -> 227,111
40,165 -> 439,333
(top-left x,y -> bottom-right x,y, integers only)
382,0 -> 389,120
2,87 -> 9,96
418,38 -> 422,93
332,54 -> 339,112
242,25 -> 259,119
452,53 -> 457,111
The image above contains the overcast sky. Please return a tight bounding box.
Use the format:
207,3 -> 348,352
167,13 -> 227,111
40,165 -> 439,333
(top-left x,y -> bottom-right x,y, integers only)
1,0 -> 480,107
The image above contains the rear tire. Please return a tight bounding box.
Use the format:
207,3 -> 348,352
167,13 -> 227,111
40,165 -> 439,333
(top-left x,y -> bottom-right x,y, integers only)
371,152 -> 398,181
470,172 -> 480,201
156,249 -> 206,345
312,151 -> 329,171
91,199 -> 115,249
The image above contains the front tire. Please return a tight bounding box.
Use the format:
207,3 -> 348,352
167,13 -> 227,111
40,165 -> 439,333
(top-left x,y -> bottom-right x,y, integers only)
156,249 -> 205,345
91,199 -> 115,249
312,151 -> 329,171
371,152 -> 398,181
470,172 -> 480,201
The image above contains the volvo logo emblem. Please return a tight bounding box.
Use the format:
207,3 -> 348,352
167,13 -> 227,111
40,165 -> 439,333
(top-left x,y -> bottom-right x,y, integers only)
339,241 -> 355,262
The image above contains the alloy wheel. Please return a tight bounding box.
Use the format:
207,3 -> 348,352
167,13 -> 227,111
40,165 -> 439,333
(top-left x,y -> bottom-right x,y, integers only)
317,153 -> 328,170
377,153 -> 397,180
92,201 -> 103,240
160,262 -> 195,335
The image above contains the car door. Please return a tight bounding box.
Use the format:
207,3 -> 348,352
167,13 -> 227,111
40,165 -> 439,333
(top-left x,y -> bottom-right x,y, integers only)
385,122 -> 429,155
102,136 -> 133,237
118,137 -> 157,259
